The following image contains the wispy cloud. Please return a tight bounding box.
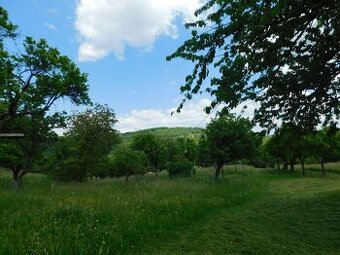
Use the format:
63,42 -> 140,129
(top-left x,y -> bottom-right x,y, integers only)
44,22 -> 57,30
47,8 -> 59,15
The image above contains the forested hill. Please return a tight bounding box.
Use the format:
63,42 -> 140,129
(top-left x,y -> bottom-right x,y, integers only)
120,127 -> 203,143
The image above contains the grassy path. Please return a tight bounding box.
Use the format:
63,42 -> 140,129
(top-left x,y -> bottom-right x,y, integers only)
145,173 -> 340,254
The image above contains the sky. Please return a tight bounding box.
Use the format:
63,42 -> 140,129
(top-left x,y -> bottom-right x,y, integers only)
2,0 -> 256,132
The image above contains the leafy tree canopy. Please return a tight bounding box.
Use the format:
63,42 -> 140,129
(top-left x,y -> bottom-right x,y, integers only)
0,37 -> 91,127
0,113 -> 61,186
53,104 -> 120,181
131,132 -> 167,173
110,145 -> 148,182
202,114 -> 256,179
0,6 -> 17,40
167,0 -> 340,130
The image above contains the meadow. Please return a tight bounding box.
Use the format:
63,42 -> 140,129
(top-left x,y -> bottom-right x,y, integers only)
0,164 -> 339,255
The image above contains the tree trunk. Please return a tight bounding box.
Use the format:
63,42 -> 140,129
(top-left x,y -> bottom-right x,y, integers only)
277,158 -> 280,171
241,161 -> 245,174
125,174 -> 130,183
283,161 -> 288,171
214,162 -> 223,181
290,160 -> 295,172
12,169 -> 21,190
321,160 -> 325,176
301,158 -> 305,176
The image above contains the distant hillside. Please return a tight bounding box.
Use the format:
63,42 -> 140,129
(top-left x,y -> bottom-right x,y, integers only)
120,127 -> 203,143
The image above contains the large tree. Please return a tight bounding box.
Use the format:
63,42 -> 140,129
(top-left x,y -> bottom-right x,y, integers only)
0,7 -> 91,185
0,36 -> 90,128
167,0 -> 339,129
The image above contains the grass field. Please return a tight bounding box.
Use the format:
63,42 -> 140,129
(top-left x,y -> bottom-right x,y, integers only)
0,164 -> 339,255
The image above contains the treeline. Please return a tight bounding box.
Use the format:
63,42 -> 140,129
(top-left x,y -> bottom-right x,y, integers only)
1,101 -> 340,186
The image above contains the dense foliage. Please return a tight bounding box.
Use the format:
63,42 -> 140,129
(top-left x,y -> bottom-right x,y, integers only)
265,124 -> 340,175
0,7 -> 90,185
201,115 -> 257,180
51,104 -> 120,181
110,146 -> 148,182
0,37 -> 90,128
167,0 -> 340,129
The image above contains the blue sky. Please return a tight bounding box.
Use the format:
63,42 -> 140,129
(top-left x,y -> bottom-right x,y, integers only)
2,0 -> 254,132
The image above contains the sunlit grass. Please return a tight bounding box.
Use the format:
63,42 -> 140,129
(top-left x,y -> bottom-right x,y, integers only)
0,163 -> 339,254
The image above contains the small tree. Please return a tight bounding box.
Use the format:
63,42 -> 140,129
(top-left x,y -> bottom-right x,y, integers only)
52,104 -> 120,181
110,146 -> 148,182
203,115 -> 256,181
306,127 -> 340,176
0,113 -> 62,187
177,137 -> 198,164
131,133 -> 166,175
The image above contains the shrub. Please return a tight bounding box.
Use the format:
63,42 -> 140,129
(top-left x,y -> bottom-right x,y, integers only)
166,158 -> 194,179
52,158 -> 86,182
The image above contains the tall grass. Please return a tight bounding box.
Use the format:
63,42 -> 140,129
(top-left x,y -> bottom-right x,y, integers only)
0,169 -> 261,255
0,164 -> 339,254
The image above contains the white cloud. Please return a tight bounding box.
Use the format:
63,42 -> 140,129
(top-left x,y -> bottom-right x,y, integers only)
116,98 -> 258,133
116,99 -> 214,132
52,98 -> 260,135
44,22 -> 57,30
75,0 -> 201,61
47,8 -> 59,15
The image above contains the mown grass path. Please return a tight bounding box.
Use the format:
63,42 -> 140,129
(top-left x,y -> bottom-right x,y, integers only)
0,167 -> 339,254
146,174 -> 340,254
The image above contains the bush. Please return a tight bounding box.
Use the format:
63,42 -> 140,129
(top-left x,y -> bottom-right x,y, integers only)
166,159 -> 194,178
51,158 -> 87,182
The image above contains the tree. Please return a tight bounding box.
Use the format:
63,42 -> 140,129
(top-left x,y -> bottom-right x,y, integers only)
249,133 -> 275,169
202,115 -> 256,181
266,123 -> 309,174
306,127 -> 340,176
167,0 -> 339,130
0,113 -> 62,187
52,104 -> 120,181
0,7 -> 17,40
110,146 -> 148,183
0,7 -> 91,186
131,133 -> 167,175
0,37 -> 90,128
177,137 -> 198,164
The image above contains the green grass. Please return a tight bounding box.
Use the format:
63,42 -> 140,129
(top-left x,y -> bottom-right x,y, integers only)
0,164 -> 339,255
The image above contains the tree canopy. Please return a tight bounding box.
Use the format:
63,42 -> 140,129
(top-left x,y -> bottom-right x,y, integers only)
131,132 -> 167,175
0,7 -> 17,40
201,115 -> 256,180
0,37 -> 90,128
0,7 -> 91,186
167,0 -> 340,130
52,104 -> 120,181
